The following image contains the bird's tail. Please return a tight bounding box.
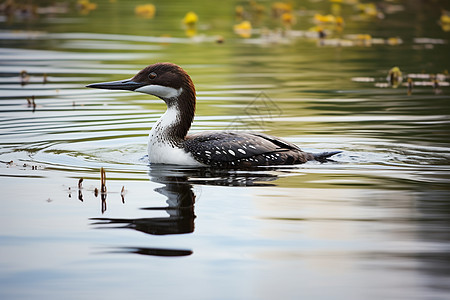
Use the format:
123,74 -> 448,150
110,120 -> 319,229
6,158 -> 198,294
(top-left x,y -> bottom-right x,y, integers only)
312,151 -> 342,162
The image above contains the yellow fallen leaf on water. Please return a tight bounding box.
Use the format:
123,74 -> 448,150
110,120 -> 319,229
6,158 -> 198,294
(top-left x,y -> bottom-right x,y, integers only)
183,11 -> 198,26
272,2 -> 292,17
250,0 -> 265,15
440,11 -> 450,31
135,4 -> 156,19
441,13 -> 450,24
182,12 -> 198,37
77,0 -> 97,15
235,5 -> 245,19
357,34 -> 372,40
314,14 -> 336,23
234,21 -> 252,38
357,3 -> 381,18
387,37 -> 402,46
281,12 -> 296,27
185,27 -> 197,38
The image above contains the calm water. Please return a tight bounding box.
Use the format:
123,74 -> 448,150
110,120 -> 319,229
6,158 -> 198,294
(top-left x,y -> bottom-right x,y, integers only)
1,1 -> 450,299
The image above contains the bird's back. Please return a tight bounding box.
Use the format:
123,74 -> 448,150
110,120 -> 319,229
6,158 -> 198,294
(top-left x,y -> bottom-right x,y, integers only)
184,131 -> 314,168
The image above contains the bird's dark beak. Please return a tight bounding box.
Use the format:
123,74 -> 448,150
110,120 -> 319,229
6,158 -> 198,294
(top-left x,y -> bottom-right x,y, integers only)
86,79 -> 145,91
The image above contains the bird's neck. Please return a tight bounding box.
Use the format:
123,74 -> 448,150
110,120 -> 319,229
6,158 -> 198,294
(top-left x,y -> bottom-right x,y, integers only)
150,91 -> 195,146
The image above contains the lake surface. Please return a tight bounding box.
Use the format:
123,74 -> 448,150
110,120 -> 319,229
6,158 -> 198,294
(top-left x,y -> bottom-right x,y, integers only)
1,1 -> 450,299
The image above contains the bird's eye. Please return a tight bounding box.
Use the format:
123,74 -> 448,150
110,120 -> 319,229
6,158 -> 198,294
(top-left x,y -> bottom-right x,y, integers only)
148,72 -> 157,80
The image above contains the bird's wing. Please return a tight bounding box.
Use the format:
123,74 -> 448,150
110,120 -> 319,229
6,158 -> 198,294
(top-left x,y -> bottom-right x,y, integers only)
184,131 -> 305,166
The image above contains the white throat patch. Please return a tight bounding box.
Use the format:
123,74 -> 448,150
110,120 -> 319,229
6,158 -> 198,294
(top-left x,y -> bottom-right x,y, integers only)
147,106 -> 202,166
135,85 -> 183,99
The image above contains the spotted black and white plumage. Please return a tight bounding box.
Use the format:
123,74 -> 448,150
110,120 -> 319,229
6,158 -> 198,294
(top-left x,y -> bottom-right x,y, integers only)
184,131 -> 315,167
87,62 -> 341,167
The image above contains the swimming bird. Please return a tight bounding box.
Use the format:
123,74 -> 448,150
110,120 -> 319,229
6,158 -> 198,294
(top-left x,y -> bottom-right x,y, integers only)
87,63 -> 340,167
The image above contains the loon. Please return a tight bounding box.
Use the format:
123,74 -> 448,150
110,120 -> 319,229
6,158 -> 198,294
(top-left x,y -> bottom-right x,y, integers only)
87,63 -> 340,167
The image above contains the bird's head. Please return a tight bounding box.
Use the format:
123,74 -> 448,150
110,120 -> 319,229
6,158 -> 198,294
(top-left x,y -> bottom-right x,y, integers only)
87,62 -> 196,103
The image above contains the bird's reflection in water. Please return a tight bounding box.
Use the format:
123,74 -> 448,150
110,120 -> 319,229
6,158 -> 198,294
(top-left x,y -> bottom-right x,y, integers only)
91,165 -> 281,257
